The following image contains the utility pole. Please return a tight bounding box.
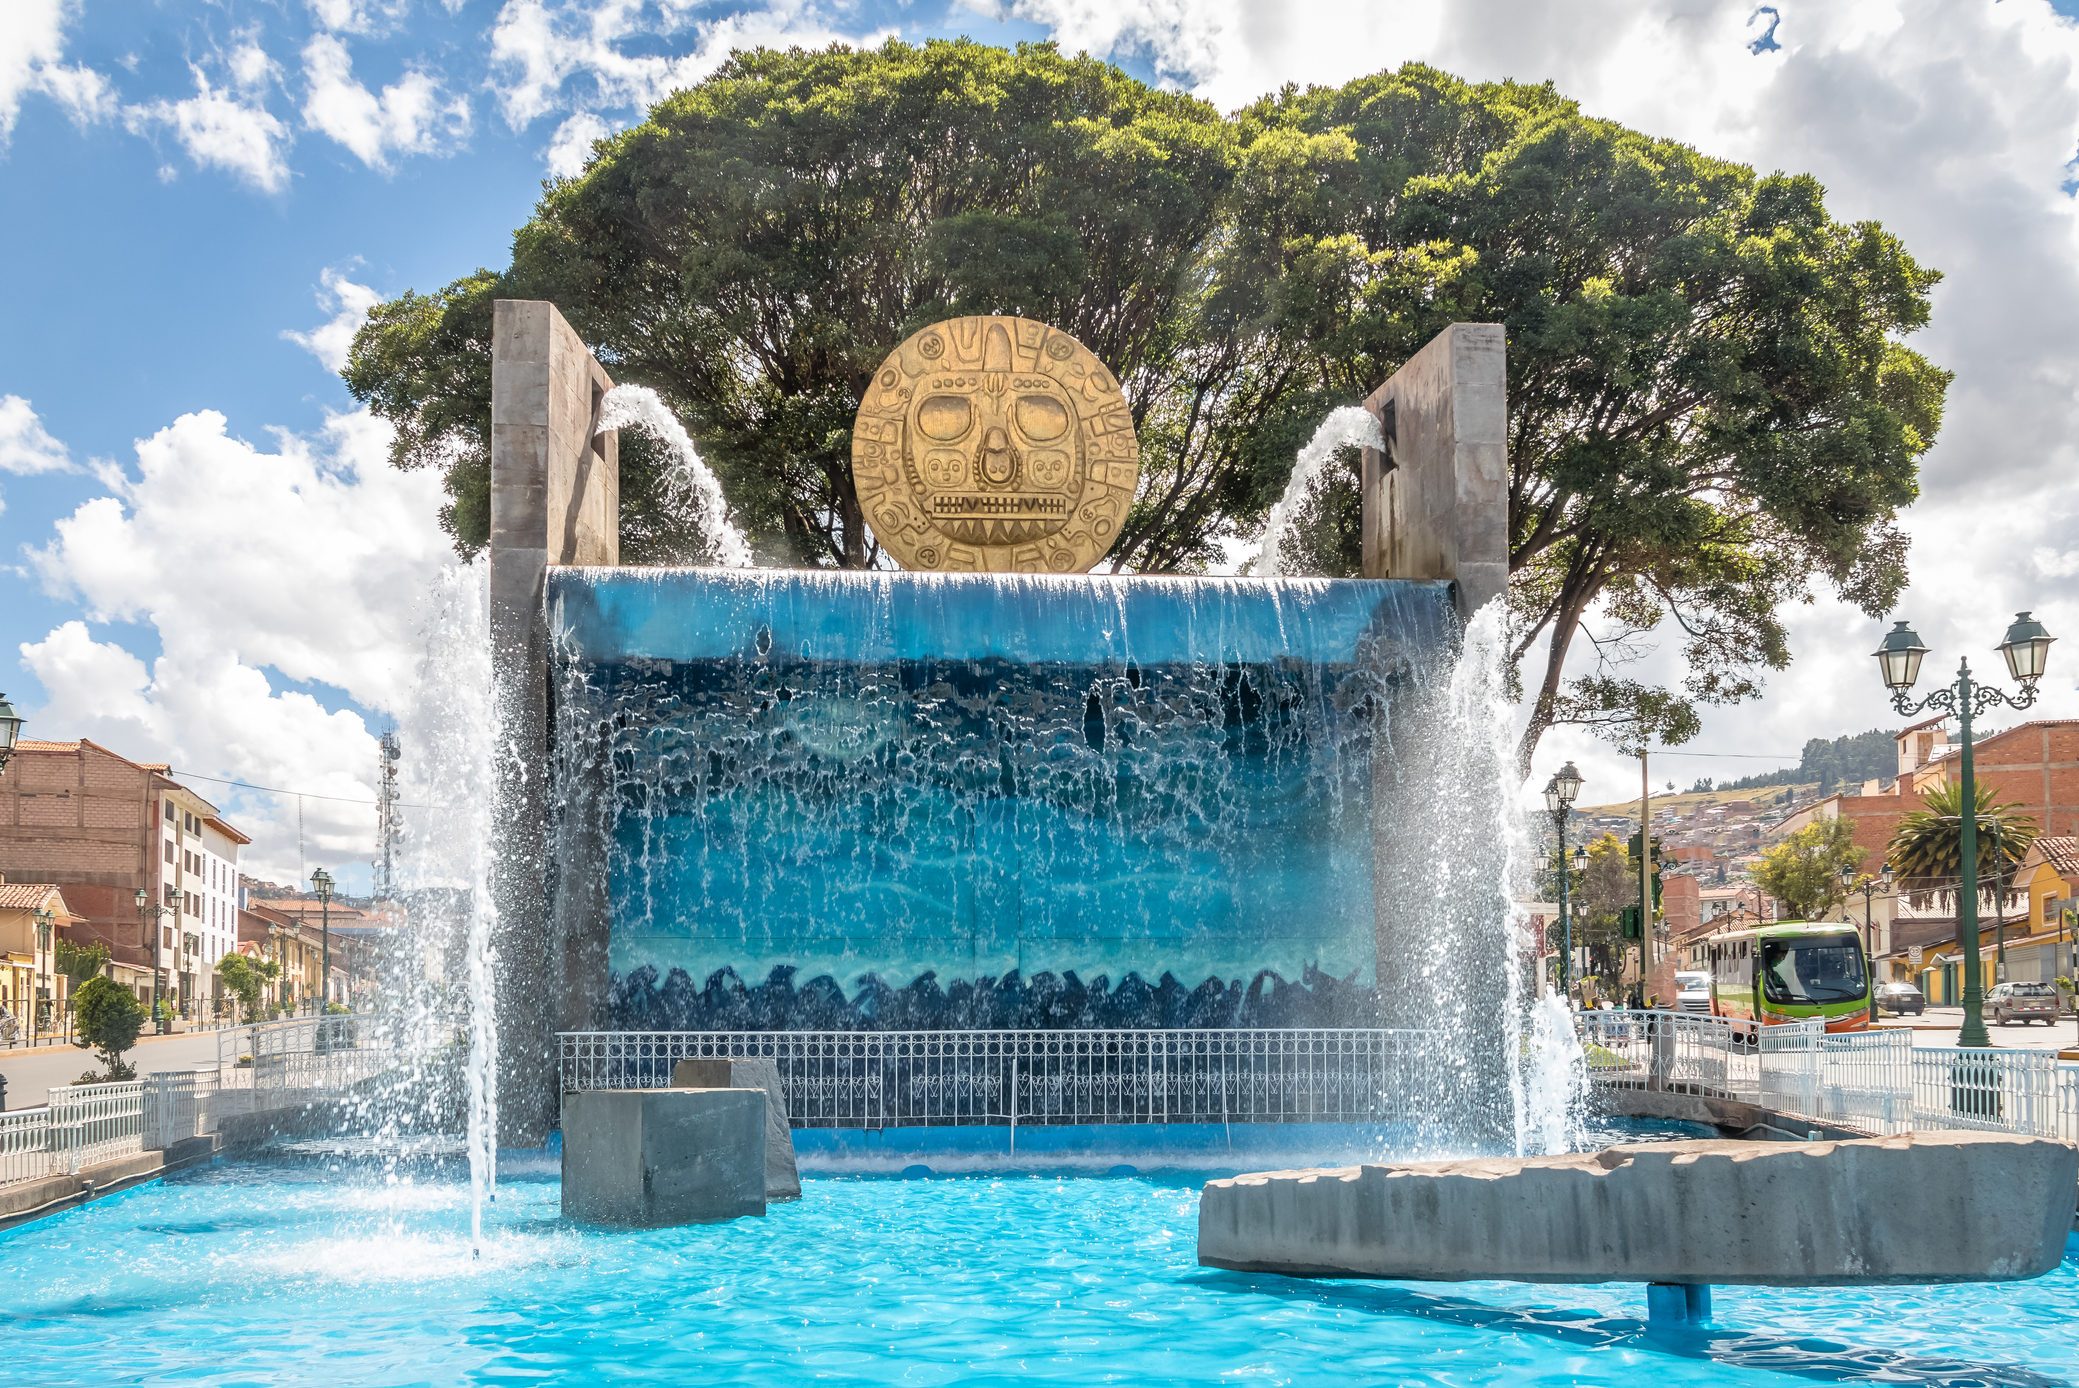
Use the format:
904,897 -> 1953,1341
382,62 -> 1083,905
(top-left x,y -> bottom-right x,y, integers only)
1638,749 -> 1652,1007
374,730 -> 400,902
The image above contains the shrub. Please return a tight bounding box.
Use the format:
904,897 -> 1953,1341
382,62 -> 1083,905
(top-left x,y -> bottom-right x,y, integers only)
72,977 -> 145,1076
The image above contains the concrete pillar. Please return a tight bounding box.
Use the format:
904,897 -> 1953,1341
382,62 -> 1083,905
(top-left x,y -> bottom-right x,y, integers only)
1360,323 -> 1508,622
490,299 -> 618,1146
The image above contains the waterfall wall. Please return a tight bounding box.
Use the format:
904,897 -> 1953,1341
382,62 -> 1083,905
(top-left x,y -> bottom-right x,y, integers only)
546,569 -> 1457,1031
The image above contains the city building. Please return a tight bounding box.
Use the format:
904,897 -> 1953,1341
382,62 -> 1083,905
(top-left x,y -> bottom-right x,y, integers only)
0,876 -> 78,1036
0,738 -> 249,1024
237,900 -> 354,1014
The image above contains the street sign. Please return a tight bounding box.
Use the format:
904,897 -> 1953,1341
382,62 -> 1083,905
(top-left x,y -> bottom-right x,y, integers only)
1909,945 -> 1924,969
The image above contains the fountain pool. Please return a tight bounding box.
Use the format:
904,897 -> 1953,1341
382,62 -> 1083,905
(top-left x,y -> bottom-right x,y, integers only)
3,1142 -> 2072,1387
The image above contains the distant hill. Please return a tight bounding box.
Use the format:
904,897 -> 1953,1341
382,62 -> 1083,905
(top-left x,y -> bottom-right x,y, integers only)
1687,728 -> 1896,797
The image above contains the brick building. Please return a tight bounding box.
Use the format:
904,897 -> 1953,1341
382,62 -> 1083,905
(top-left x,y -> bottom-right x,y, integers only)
0,739 -> 248,1022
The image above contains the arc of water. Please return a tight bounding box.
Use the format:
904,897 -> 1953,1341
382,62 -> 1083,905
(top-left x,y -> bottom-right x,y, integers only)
597,384 -> 755,568
1247,406 -> 1383,578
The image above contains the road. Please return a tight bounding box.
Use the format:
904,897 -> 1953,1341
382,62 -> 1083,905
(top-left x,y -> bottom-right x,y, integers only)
1888,1006 -> 2079,1053
0,1029 -> 226,1109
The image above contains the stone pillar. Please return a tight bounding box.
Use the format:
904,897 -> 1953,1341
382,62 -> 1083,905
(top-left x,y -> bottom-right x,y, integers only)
1360,323 -> 1508,622
490,299 -> 617,1146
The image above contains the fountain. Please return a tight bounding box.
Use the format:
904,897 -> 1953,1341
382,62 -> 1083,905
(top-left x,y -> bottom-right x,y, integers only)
483,308 -> 1528,1154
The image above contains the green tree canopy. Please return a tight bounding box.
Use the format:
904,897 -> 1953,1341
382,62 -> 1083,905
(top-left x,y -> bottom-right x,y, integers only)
1887,782 -> 2039,909
215,952 -> 279,1026
347,42 -> 1945,762
72,976 -> 144,1080
1751,817 -> 1864,920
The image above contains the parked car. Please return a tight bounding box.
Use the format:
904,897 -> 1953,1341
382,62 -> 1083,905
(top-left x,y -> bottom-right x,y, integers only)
1988,981 -> 2060,1025
1875,981 -> 1925,1016
1674,970 -> 1713,1015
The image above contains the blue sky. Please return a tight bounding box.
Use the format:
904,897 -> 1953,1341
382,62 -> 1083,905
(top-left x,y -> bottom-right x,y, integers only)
3,0 -> 2079,883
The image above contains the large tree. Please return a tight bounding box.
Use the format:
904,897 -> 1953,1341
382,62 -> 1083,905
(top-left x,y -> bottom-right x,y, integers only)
1887,782 -> 2039,910
347,46 -> 1945,759
1751,818 -> 1863,920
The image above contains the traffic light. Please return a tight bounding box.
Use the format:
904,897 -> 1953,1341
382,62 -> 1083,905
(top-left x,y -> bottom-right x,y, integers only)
1627,833 -> 1665,912
1619,906 -> 1643,940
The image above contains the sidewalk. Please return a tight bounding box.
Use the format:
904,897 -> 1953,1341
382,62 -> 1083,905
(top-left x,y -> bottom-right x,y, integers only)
0,1026 -> 232,1058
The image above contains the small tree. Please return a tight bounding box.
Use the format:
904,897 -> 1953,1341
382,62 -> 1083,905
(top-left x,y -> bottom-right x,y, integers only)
72,977 -> 145,1081
1752,818 -> 1865,919
215,953 -> 279,1025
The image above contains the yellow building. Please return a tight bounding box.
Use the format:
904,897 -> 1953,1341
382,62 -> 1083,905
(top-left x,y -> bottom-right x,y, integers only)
1914,837 -> 2078,1006
0,876 -> 79,1039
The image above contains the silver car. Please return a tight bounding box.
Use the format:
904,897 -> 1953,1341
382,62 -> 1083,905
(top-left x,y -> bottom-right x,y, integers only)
1988,981 -> 2060,1026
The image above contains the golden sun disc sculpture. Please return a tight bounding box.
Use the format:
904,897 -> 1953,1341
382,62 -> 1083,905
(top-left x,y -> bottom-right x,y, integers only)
851,315 -> 1138,573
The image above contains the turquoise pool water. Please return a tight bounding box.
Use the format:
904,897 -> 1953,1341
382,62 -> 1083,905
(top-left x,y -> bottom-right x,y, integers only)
2,1148 -> 2073,1386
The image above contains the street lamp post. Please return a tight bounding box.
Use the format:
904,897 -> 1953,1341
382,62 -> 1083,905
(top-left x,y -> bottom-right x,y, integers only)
0,691 -> 23,774
32,906 -> 53,1042
1841,866 -> 1891,1027
1543,762 -> 1584,1004
310,868 -> 333,1016
1872,612 -> 2054,1049
134,887 -> 167,1035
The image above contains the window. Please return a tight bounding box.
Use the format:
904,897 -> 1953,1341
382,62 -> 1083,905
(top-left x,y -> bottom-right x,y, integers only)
165,841 -> 176,864
1761,937 -> 1867,1005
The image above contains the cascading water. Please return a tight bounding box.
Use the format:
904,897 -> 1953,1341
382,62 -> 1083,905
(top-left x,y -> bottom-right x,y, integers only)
1248,406 -> 1381,578
597,384 -> 755,568
1368,601 -> 1583,1155
387,561 -> 502,1246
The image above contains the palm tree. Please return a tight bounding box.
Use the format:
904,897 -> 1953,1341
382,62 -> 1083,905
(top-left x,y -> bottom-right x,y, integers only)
1886,781 -> 2039,909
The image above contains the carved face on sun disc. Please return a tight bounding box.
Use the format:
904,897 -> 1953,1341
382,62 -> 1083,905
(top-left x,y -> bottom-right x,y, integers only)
851,316 -> 1138,573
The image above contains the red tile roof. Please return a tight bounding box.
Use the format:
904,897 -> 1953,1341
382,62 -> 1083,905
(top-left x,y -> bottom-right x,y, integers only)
2034,836 -> 2079,878
0,882 -> 65,911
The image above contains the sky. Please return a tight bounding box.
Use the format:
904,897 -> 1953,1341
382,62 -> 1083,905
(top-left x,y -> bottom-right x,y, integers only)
1,0 -> 2077,887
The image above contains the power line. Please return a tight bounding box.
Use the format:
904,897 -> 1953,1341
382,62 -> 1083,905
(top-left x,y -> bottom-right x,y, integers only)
166,767 -> 444,812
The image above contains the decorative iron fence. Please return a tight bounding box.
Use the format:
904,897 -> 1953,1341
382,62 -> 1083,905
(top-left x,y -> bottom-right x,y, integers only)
0,1071 -> 231,1189
559,1029 -> 1438,1129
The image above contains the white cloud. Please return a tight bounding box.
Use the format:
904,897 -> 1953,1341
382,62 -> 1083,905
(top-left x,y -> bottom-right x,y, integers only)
542,109 -> 611,177
0,395 -> 72,476
20,402 -> 456,882
0,0 -> 116,139
284,266 -> 385,374
20,621 -> 382,884
125,65 -> 294,193
0,394 -> 75,516
300,35 -> 471,171
959,0 -> 1227,86
307,0 -> 413,36
486,0 -> 890,161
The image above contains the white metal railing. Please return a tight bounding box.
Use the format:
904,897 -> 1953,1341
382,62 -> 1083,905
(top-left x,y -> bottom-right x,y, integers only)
0,1104 -> 49,1185
559,1029 -> 1437,1128
1581,1008 -> 2079,1143
46,1081 -> 144,1174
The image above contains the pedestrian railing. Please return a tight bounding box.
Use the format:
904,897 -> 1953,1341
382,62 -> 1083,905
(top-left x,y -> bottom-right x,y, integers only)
1579,1008 -> 2079,1143
559,1029 -> 1438,1129
0,1071 -> 230,1189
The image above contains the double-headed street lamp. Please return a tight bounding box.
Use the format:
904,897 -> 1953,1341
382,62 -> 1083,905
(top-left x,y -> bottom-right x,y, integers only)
1872,612 -> 2054,1048
1840,865 -> 1892,1027
310,867 -> 334,1016
1543,761 -> 1584,1003
134,886 -> 172,1034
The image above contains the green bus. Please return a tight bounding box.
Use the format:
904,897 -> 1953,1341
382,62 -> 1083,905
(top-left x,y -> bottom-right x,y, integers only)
1698,921 -> 1871,1033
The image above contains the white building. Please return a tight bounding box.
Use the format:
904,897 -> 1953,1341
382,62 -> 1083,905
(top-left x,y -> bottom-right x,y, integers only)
158,789 -> 249,1022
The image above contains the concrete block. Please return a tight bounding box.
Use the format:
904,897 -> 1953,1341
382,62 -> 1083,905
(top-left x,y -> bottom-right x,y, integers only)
672,1058 -> 802,1199
562,1088 -> 767,1227
1198,1132 -> 2076,1286
1360,322 -> 1509,620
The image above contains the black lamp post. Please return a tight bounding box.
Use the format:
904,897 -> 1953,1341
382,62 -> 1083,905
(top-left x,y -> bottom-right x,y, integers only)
32,906 -> 53,1040
135,886 -> 169,1034
1841,864 -> 1891,1026
310,868 -> 333,1017
1873,613 -> 2054,1048
0,691 -> 22,774
1543,761 -> 1584,1003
